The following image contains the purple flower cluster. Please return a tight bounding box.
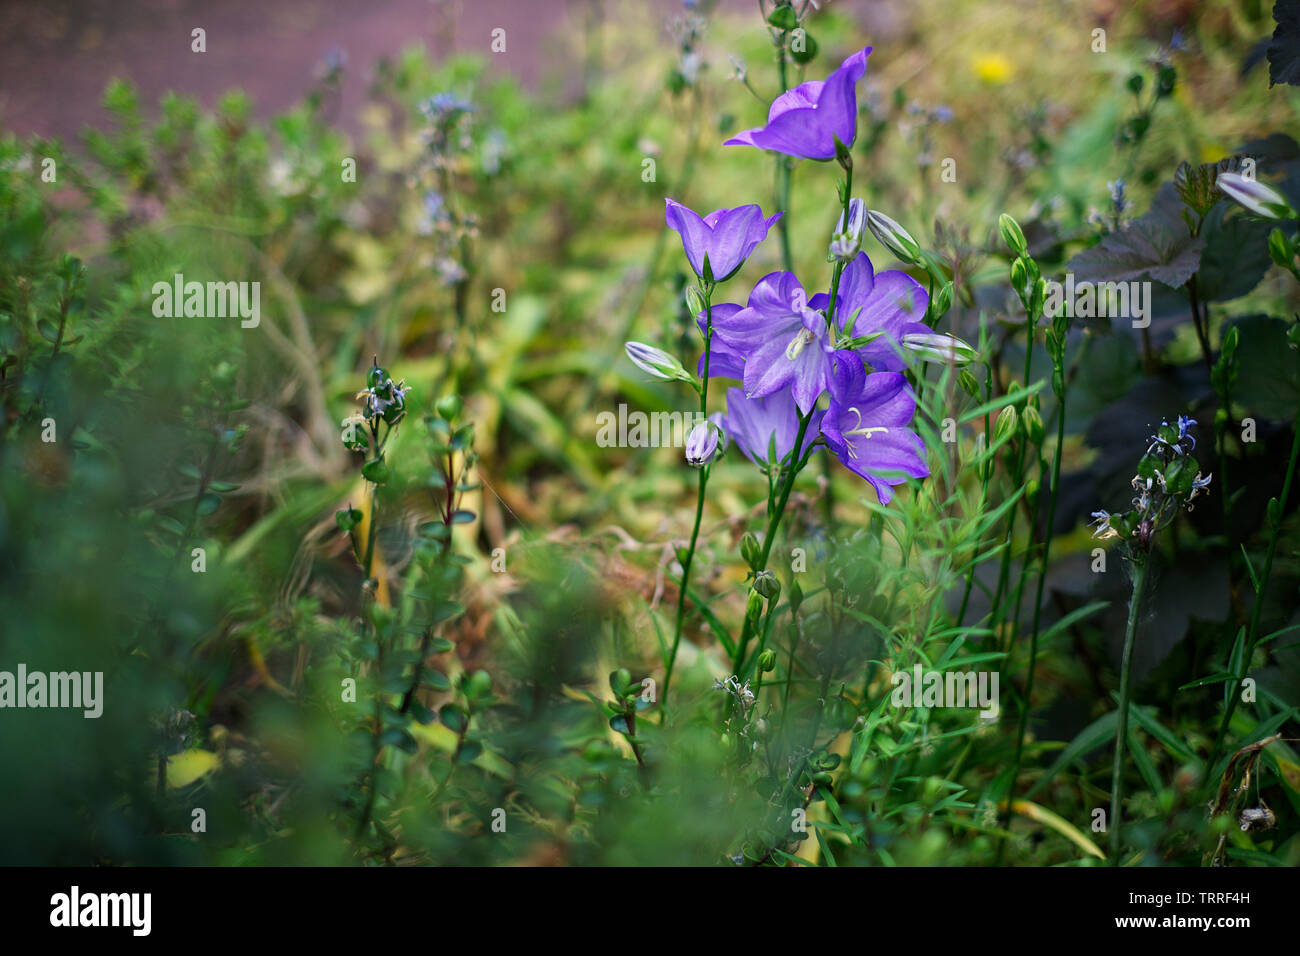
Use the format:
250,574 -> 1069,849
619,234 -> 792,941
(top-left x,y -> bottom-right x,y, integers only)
653,44 -> 929,503
703,259 -> 929,502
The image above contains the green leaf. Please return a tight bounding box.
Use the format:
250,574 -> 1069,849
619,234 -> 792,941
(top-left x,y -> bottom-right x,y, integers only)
407,701 -> 435,725
37,319 -> 58,343
450,510 -> 476,524
1240,545 -> 1261,594
1125,702 -> 1199,765
1178,671 -> 1236,691
196,492 -> 221,516
440,704 -> 467,733
379,727 -> 417,753
456,740 -> 483,764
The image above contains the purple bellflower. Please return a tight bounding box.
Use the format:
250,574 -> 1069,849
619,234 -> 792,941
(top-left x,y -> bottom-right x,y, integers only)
720,386 -> 823,468
711,271 -> 833,414
724,47 -> 871,161
820,353 -> 928,503
665,199 -> 782,282
810,252 -> 929,372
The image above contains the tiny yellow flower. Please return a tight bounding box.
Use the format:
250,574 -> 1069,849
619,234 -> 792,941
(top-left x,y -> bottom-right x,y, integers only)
972,53 -> 1014,85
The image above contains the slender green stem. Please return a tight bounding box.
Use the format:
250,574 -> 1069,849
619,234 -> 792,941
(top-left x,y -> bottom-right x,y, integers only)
1008,381 -> 1066,817
664,288 -> 715,701
733,410 -> 814,675
1208,393 -> 1300,770
1110,556 -> 1149,863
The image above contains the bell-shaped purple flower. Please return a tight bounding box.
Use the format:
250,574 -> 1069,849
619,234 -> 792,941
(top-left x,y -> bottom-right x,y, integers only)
695,303 -> 747,379
820,353 -> 928,503
685,418 -> 723,467
724,47 -> 871,161
711,271 -> 832,414
720,386 -> 823,467
810,252 -> 929,372
665,199 -> 782,282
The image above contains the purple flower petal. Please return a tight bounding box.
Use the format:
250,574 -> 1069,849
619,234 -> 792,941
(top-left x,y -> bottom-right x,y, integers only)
665,199 -> 781,280
821,357 -> 928,501
724,47 -> 871,160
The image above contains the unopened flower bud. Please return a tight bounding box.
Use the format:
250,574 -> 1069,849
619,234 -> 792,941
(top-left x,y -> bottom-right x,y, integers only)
930,281 -> 954,319
745,588 -> 765,623
867,209 -> 922,264
624,341 -> 692,383
998,213 -> 1028,256
901,332 -> 976,365
1269,228 -> 1294,269
685,285 -> 707,320
994,405 -> 1019,445
435,395 -> 462,421
685,420 -> 720,467
1217,172 -> 1295,221
1022,404 -> 1045,444
1010,257 -> 1029,297
757,649 -> 777,673
753,569 -> 781,601
740,532 -> 761,570
830,198 -> 867,261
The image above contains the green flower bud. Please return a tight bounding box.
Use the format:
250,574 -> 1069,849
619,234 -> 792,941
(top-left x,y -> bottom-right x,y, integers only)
958,368 -> 980,399
1269,228 -> 1294,270
993,405 -> 1019,445
753,570 -> 781,601
788,578 -> 804,615
745,589 -> 765,623
740,532 -> 761,570
998,214 -> 1028,257
757,649 -> 777,673
436,395 -> 462,421
685,285 -> 707,320
767,2 -> 798,30
1022,404 -> 1045,445
1010,257 -> 1029,297
930,280 -> 954,319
